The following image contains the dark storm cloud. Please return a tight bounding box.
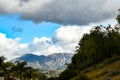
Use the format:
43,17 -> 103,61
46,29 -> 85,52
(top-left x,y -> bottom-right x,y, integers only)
0,0 -> 120,25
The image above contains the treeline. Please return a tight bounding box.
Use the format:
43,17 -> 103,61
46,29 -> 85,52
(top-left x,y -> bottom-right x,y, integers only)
0,56 -> 46,80
52,10 -> 120,80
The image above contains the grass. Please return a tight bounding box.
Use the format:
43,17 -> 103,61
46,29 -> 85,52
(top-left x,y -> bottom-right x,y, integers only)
71,56 -> 120,80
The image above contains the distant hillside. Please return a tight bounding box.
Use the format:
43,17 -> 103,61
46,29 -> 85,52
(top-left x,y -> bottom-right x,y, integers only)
14,53 -> 73,70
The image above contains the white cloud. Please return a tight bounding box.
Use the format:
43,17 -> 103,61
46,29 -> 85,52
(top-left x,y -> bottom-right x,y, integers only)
0,0 -> 119,25
0,33 -> 28,60
0,26 -> 91,60
27,26 -> 91,56
28,37 -> 54,55
53,26 -> 91,52
27,37 -> 67,55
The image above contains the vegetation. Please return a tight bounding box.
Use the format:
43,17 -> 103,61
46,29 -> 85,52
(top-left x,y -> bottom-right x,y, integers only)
57,10 -> 120,80
0,56 -> 46,80
72,56 -> 120,80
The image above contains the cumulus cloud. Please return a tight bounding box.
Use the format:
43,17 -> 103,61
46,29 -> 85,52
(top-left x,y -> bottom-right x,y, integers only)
53,26 -> 91,52
27,26 -> 91,56
0,33 -> 28,60
28,37 -> 65,55
0,26 -> 91,60
0,0 -> 119,25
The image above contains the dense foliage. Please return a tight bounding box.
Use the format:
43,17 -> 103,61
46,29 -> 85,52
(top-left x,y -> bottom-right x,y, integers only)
58,10 -> 120,80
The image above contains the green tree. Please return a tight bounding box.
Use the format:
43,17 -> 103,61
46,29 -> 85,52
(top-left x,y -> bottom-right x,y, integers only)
116,9 -> 120,24
0,56 -> 5,79
23,67 -> 42,80
3,62 -> 14,80
12,61 -> 27,80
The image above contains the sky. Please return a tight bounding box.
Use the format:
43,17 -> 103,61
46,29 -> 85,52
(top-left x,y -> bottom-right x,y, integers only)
0,0 -> 119,60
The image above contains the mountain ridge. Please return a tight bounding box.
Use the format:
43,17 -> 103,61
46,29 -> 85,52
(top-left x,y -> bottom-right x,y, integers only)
14,53 -> 73,70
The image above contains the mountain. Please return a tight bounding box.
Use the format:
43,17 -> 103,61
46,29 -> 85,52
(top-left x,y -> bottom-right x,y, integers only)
14,53 -> 73,70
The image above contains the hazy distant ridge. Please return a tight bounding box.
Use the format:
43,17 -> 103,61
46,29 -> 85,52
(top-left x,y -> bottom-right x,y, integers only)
15,53 -> 73,70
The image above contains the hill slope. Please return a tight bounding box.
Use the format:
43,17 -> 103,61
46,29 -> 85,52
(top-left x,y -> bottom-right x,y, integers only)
71,56 -> 120,80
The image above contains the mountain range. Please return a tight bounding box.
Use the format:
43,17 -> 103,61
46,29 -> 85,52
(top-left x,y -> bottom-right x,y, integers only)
13,53 -> 73,70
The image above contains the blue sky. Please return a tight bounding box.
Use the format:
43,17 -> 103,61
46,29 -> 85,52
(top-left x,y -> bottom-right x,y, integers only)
0,14 -> 60,43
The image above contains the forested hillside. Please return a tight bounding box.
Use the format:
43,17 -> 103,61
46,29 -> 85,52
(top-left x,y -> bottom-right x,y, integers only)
51,10 -> 120,80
